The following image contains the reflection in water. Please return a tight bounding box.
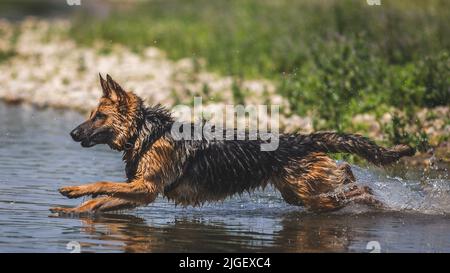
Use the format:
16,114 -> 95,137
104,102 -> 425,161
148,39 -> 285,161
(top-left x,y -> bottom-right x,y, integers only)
273,212 -> 352,252
69,212 -> 352,252
61,210 -> 450,253
1,101 -> 450,252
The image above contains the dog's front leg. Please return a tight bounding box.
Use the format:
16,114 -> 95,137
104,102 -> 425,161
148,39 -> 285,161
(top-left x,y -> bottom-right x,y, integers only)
59,180 -> 158,201
58,181 -> 114,199
50,196 -> 144,215
52,180 -> 159,214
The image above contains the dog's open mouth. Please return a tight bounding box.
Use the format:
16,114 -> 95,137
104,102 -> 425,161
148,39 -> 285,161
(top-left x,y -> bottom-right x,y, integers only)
80,139 -> 97,148
80,131 -> 111,147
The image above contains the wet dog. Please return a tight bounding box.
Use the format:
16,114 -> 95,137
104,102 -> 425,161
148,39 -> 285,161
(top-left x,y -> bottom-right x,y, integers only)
50,74 -> 414,214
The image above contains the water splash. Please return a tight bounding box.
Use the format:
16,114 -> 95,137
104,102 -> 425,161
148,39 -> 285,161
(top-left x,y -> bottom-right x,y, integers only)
352,165 -> 450,215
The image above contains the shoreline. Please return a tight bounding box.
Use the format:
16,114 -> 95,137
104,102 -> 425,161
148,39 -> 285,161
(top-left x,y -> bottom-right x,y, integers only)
0,18 -> 311,132
1,97 -> 448,173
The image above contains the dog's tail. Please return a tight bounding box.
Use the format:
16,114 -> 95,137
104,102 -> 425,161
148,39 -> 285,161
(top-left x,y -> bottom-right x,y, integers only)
299,131 -> 415,166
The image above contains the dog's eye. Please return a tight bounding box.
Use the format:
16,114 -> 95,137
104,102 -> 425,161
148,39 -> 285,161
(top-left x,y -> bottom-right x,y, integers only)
93,112 -> 106,121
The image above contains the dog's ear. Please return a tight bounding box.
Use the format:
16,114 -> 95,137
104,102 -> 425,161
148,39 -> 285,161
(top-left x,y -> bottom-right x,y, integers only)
105,74 -> 128,103
99,73 -> 111,98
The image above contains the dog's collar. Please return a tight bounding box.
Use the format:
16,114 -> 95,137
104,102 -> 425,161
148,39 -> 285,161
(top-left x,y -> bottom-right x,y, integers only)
124,114 -> 145,151
124,142 -> 134,150
124,133 -> 139,151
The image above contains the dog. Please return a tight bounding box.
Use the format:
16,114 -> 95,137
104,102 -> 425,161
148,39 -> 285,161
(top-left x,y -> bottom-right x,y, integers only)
50,74 -> 415,214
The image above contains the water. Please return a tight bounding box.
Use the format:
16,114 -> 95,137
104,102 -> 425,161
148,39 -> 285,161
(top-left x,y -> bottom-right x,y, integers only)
0,102 -> 449,253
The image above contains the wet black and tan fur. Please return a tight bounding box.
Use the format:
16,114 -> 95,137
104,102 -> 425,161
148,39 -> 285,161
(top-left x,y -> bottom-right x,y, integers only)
50,75 -> 415,214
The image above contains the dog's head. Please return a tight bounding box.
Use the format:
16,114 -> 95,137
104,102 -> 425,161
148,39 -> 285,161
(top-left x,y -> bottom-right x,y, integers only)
70,74 -> 142,150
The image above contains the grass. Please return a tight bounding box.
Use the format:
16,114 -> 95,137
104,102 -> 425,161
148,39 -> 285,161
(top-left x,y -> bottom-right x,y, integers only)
42,0 -> 450,147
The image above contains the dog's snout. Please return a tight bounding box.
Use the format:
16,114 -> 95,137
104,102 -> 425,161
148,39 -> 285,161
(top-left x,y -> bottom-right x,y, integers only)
70,127 -> 82,141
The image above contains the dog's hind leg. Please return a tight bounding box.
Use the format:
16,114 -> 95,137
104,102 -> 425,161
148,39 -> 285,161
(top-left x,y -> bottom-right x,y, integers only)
338,162 -> 355,184
340,185 -> 385,209
303,185 -> 385,212
50,196 -> 147,215
274,153 -> 383,212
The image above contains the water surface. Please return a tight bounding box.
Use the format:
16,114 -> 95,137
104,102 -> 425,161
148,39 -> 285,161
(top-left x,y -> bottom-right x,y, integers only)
0,102 -> 449,252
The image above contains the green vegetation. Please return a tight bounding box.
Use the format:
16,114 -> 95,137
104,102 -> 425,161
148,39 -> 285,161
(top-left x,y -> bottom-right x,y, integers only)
0,50 -> 15,63
66,0 -> 449,147
383,113 -> 430,152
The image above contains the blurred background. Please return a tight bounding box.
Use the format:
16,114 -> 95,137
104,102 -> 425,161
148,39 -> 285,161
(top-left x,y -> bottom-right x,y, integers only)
0,0 -> 449,164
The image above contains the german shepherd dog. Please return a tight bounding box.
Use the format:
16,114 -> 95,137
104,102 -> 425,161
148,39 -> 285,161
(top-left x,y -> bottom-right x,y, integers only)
50,75 -> 414,214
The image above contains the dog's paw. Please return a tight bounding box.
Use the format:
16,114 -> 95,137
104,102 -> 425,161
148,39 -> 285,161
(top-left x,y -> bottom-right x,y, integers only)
59,186 -> 86,199
50,206 -> 98,216
49,206 -> 73,214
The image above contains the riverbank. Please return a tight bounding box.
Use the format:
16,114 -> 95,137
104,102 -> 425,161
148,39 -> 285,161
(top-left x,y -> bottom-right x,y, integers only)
0,18 -> 448,169
0,18 -> 311,132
